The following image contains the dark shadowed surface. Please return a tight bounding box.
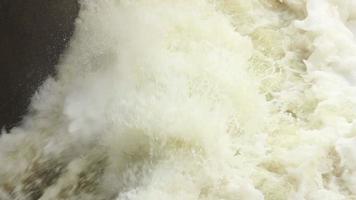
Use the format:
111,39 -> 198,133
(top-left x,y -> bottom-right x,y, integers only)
0,0 -> 79,131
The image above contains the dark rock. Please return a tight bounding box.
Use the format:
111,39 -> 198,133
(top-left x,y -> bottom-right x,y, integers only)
0,0 -> 79,131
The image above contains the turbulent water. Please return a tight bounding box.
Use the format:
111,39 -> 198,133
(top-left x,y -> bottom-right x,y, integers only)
2,0 -> 356,199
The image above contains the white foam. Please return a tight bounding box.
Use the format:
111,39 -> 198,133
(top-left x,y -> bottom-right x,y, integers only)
1,0 -> 356,199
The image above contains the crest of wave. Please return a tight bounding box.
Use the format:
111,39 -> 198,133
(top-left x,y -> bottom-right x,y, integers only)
0,0 -> 268,199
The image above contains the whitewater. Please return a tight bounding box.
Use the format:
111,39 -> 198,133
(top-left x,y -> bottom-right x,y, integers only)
2,0 -> 356,199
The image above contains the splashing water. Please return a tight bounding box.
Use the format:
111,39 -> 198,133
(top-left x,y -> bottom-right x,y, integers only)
2,0 -> 356,199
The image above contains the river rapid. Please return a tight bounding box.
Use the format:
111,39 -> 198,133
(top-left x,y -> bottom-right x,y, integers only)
2,0 -> 356,199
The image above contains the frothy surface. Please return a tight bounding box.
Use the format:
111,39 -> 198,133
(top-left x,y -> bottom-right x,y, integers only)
2,0 -> 356,199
